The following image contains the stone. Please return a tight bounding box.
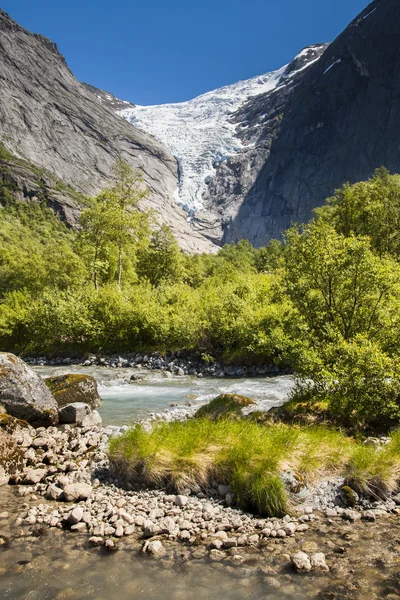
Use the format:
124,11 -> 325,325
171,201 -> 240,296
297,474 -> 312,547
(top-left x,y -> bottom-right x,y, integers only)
0,429 -> 24,486
23,468 -> 47,485
58,403 -> 91,424
81,410 -> 102,428
145,540 -> 166,557
174,495 -> 189,507
292,552 -> 312,572
0,353 -> 58,426
45,484 -> 63,501
63,483 -> 92,502
282,523 -> 296,536
89,536 -> 104,546
45,374 -> 102,410
340,486 -> 359,507
310,553 -> 329,572
67,507 -> 84,525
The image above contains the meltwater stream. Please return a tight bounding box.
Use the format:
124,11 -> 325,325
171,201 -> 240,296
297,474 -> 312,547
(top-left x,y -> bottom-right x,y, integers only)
32,366 -> 295,425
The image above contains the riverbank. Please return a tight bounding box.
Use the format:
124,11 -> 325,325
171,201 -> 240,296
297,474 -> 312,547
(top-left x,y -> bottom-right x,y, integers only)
2,420 -> 400,599
25,352 -> 289,379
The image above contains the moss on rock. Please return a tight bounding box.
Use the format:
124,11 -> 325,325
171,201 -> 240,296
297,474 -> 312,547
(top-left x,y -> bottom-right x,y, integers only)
195,393 -> 255,420
45,374 -> 101,409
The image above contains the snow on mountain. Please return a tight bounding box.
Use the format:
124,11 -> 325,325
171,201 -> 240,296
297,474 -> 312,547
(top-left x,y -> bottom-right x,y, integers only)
118,48 -> 324,214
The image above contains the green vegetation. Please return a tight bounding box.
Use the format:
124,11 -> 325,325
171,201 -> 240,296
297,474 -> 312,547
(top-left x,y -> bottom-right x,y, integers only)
109,420 -> 400,516
2,163 -> 400,430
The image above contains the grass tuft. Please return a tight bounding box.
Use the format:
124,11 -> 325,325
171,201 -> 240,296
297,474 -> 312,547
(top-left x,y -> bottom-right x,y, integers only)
109,421 -> 400,517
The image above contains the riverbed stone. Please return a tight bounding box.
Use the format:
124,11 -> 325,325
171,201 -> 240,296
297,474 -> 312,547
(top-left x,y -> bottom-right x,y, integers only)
0,353 -> 58,427
310,553 -> 329,572
68,507 -> 84,525
81,411 -> 102,428
292,552 -> 312,572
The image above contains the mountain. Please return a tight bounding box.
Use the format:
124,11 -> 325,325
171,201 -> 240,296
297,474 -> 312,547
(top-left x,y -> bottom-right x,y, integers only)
215,0 -> 400,246
0,10 -> 215,253
99,0 -> 399,247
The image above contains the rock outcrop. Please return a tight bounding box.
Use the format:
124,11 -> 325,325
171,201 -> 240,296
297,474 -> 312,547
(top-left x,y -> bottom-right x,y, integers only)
0,10 -> 215,254
0,353 -> 59,426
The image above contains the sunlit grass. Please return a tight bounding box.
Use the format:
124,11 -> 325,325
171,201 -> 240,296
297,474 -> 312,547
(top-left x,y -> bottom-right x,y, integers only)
109,420 -> 400,517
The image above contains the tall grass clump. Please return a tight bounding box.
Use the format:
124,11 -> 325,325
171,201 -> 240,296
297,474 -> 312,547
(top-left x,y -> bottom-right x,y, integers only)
107,420 -> 400,517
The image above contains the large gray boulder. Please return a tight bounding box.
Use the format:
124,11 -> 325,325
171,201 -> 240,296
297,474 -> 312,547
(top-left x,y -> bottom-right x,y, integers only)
0,353 -> 58,427
0,429 -> 24,486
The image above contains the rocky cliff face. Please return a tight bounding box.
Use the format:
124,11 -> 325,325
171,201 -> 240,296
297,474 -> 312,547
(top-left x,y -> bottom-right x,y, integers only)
203,0 -> 400,246
0,10 -> 215,253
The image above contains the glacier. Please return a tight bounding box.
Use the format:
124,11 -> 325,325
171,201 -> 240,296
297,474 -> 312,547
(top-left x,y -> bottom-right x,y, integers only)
118,48 -> 323,214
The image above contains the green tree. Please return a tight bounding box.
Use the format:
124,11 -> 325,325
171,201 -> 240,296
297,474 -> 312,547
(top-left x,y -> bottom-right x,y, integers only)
79,160 -> 151,288
136,224 -> 183,286
315,167 -> 400,259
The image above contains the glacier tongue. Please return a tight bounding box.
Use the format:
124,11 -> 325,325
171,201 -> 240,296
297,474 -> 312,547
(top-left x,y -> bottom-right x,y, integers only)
118,66 -> 288,214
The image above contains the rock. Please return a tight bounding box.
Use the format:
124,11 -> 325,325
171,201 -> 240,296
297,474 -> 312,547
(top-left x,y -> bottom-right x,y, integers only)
145,540 -> 166,557
282,523 -> 296,536
58,402 -> 91,424
67,507 -> 84,525
195,394 -> 255,420
0,429 -> 24,485
310,553 -> 329,572
209,549 -> 226,561
63,483 -> 92,502
0,353 -> 58,426
23,468 -> 47,484
45,484 -> 63,501
81,410 -> 102,428
292,552 -> 312,573
174,495 -> 189,507
88,536 -> 104,546
45,374 -> 102,410
340,486 -> 359,507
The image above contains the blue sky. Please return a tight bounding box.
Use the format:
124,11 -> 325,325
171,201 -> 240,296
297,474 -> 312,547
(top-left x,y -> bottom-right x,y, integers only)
3,0 -> 369,105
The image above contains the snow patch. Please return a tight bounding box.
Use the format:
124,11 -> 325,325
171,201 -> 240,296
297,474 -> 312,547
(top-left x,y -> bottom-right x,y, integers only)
323,59 -> 342,75
362,7 -> 377,20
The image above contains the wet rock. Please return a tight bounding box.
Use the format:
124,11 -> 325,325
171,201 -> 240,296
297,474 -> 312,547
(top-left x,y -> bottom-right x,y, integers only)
145,540 -> 166,557
88,536 -> 104,546
0,353 -> 58,426
310,552 -> 329,572
292,551 -> 312,572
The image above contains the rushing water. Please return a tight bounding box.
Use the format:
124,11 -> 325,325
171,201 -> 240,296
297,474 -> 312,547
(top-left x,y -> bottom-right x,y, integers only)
32,366 -> 295,426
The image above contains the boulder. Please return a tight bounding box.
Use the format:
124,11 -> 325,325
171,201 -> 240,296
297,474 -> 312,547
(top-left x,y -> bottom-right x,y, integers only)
63,482 -> 93,502
195,393 -> 255,420
0,429 -> 24,486
58,402 -> 91,424
0,353 -> 58,427
44,374 -> 102,410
